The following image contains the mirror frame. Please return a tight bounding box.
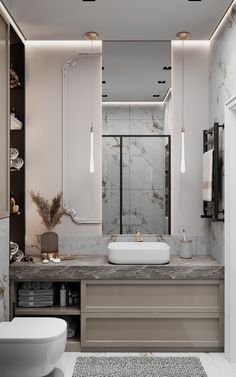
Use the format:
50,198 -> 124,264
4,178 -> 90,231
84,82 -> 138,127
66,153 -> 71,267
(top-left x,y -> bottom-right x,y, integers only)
62,51 -> 102,225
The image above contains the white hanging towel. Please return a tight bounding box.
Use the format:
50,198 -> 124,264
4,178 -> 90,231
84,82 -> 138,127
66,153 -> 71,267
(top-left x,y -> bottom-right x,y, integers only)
202,149 -> 214,201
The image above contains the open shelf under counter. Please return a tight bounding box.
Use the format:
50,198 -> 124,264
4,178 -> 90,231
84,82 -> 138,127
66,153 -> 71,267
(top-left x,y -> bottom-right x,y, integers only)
15,305 -> 81,316
66,338 -> 81,352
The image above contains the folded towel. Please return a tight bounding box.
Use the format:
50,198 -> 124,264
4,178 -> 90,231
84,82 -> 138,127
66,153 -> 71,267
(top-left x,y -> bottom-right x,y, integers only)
22,282 -> 32,290
202,149 -> 213,201
18,288 -> 54,296
18,301 -> 54,307
18,295 -> 54,302
32,282 -> 42,290
41,282 -> 53,290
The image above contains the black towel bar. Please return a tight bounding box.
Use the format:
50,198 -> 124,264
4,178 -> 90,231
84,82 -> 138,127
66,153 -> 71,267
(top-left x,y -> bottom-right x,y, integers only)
201,122 -> 224,222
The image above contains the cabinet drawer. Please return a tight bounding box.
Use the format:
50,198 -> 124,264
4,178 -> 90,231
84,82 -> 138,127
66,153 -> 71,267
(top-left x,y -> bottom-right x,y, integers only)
81,312 -> 223,349
81,280 -> 223,313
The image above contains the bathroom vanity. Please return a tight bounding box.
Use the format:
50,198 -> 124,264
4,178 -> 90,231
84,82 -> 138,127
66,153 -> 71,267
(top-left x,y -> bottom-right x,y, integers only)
10,256 -> 224,352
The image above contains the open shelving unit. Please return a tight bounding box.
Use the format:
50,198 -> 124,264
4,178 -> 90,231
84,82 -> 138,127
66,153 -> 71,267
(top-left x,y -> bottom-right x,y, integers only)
11,280 -> 81,352
14,305 -> 81,316
10,26 -> 25,254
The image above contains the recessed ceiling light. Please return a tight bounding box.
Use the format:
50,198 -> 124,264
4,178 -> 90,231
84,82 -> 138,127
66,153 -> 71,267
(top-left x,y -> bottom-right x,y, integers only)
102,81 -> 106,84
153,95 -> 160,98
102,94 -> 108,98
163,66 -> 171,70
158,81 -> 166,84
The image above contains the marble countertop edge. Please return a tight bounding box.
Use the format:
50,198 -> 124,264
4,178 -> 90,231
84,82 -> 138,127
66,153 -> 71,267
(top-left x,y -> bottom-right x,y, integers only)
10,256 -> 224,281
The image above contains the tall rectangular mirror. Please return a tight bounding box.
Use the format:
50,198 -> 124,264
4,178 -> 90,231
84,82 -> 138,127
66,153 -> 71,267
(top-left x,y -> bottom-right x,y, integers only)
102,41 -> 171,235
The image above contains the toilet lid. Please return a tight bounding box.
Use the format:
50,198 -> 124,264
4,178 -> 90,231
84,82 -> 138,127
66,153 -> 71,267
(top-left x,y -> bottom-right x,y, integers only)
0,317 -> 67,344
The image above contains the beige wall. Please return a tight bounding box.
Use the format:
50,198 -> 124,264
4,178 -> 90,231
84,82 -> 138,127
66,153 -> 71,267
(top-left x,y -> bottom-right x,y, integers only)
25,42 -> 102,244
26,41 -> 211,242
171,41 -> 210,235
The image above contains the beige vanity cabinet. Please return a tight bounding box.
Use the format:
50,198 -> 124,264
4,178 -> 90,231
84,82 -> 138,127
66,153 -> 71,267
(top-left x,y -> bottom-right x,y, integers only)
0,13 -> 9,219
80,279 -> 224,351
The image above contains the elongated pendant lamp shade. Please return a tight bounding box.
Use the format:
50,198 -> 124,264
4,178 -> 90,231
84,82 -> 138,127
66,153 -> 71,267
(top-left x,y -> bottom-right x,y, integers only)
89,125 -> 95,173
85,31 -> 99,174
180,128 -> 186,173
176,31 -> 190,174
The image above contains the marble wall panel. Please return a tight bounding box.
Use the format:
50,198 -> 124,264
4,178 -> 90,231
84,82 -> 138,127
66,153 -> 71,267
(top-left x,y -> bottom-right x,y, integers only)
103,104 -> 130,120
102,104 -> 169,235
129,119 -> 164,135
122,137 -> 165,190
102,119 -> 130,135
208,4 -> 236,263
26,233 -> 211,258
122,189 -> 165,234
102,189 -> 120,235
102,136 -> 120,190
129,104 -> 165,120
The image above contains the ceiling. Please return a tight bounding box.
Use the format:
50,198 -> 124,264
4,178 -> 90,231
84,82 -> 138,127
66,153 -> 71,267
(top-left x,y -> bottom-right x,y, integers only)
102,42 -> 171,102
2,0 -> 233,41
3,0 -> 232,102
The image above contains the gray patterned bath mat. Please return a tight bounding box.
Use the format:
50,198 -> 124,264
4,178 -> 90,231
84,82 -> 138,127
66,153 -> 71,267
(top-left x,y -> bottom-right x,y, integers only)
72,356 -> 208,377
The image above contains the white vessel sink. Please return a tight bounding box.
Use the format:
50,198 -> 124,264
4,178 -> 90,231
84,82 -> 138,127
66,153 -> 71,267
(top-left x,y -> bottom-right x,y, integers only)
108,242 -> 170,265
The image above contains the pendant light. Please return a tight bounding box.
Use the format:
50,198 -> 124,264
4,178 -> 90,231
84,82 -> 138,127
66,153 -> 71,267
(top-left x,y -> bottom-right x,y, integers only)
176,31 -> 190,174
85,31 -> 99,174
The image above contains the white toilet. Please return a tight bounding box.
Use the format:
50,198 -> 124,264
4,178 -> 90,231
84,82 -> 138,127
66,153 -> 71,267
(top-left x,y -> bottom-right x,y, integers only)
0,317 -> 67,377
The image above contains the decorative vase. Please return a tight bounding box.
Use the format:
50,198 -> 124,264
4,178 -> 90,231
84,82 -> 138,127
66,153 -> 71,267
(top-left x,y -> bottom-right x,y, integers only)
41,231 -> 58,258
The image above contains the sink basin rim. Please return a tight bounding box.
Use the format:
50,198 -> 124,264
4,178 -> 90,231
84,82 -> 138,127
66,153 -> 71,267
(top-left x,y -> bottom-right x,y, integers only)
108,241 -> 170,251
108,242 -> 170,265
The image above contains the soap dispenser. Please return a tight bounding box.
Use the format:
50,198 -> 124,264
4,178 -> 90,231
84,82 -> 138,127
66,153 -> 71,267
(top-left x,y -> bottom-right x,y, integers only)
60,284 -> 67,307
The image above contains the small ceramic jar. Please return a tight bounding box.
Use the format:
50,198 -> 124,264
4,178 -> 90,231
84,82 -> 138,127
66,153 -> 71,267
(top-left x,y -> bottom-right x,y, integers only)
179,239 -> 193,259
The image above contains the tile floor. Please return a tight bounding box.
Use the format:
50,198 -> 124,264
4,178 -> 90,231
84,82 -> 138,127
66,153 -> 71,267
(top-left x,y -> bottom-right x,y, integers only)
47,352 -> 236,377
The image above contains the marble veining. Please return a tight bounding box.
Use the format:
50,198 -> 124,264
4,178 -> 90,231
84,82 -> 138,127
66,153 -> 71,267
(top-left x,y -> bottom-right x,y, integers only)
208,4 -> 236,264
26,234 -> 212,258
10,256 -> 224,281
102,104 -> 169,235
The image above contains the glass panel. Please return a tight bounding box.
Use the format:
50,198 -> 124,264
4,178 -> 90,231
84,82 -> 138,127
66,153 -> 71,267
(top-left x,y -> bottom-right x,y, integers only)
123,137 -> 165,190
122,136 -> 168,234
102,137 -> 121,234
0,14 -> 8,218
122,189 -> 165,234
102,136 -> 170,234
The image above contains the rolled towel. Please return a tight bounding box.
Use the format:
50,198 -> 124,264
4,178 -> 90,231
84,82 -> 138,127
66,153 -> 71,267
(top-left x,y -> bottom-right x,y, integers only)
22,282 -> 32,290
67,319 -> 77,339
41,282 -> 53,290
32,282 -> 42,290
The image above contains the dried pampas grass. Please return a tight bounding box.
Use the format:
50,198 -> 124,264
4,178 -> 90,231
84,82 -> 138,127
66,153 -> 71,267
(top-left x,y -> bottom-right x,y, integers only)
30,191 -> 65,231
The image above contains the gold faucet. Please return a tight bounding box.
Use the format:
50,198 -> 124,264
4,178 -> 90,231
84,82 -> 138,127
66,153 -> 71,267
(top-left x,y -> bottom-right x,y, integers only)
136,229 -> 144,242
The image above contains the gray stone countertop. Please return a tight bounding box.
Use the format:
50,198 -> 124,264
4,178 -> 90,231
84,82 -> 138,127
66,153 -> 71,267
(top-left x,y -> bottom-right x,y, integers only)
10,255 -> 224,281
